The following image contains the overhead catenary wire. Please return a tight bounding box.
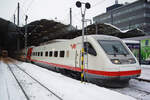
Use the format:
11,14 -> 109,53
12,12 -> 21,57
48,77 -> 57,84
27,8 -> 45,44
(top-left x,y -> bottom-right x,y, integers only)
25,0 -> 35,14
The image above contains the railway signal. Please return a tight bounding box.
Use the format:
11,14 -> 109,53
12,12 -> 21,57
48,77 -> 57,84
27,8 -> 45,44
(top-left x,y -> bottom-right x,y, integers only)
76,1 -> 91,82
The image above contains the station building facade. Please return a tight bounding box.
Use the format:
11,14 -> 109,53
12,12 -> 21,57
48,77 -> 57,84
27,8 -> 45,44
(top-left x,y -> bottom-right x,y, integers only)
93,0 -> 150,34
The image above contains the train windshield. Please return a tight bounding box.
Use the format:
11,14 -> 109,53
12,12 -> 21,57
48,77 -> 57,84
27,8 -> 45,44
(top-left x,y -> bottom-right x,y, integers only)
98,40 -> 129,55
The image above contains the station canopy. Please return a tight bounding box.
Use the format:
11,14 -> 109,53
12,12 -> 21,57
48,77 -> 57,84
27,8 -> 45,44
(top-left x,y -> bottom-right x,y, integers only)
21,19 -> 146,46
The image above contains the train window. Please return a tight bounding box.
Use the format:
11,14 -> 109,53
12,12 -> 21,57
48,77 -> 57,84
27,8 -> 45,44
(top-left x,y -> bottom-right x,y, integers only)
54,51 -> 58,57
41,52 -> 43,56
98,40 -> 129,56
49,51 -> 53,57
38,52 -> 40,56
45,51 -> 48,57
60,51 -> 65,57
84,42 -> 97,56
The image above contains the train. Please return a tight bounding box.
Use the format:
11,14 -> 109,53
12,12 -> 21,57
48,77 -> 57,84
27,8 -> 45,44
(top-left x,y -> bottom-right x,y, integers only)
26,35 -> 141,86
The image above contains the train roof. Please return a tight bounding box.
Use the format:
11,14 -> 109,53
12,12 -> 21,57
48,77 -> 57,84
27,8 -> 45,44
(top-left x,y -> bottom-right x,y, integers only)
39,39 -> 69,45
34,35 -> 121,48
75,35 -> 120,40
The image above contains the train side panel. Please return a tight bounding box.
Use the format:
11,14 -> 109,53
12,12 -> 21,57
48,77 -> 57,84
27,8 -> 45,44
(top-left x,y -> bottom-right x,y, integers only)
29,35 -> 141,81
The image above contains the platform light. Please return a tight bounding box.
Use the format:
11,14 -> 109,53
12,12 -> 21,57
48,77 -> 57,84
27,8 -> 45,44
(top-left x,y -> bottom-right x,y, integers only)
76,1 -> 81,8
85,3 -> 91,9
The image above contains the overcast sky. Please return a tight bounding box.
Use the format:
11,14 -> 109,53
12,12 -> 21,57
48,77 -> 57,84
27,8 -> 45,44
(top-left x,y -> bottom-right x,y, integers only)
0,0 -> 137,28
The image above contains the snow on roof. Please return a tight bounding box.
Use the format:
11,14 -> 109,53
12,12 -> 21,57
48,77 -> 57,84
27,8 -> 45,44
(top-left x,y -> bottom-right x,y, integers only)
122,39 -> 140,44
124,35 -> 150,41
104,23 -> 131,33
104,23 -> 122,32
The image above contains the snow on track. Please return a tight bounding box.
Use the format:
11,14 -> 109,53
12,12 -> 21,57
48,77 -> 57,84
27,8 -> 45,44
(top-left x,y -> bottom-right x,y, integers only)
15,62 -> 136,100
0,62 -> 27,100
9,63 -> 62,100
111,79 -> 150,100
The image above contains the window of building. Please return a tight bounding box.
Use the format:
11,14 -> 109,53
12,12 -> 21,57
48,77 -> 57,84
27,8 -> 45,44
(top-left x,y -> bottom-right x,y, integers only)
45,51 -> 48,57
54,51 -> 58,57
60,51 -> 65,57
49,51 -> 53,57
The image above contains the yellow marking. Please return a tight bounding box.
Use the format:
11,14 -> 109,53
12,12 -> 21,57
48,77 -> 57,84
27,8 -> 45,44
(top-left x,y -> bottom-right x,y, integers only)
81,73 -> 84,78
81,65 -> 84,69
82,48 -> 84,52
81,56 -> 84,61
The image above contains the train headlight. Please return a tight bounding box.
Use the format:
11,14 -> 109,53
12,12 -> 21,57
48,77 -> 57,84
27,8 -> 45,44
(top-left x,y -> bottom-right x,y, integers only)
128,58 -> 136,64
111,59 -> 121,64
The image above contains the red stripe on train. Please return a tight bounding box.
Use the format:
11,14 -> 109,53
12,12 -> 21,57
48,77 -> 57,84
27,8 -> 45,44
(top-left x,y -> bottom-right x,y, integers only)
31,59 -> 141,77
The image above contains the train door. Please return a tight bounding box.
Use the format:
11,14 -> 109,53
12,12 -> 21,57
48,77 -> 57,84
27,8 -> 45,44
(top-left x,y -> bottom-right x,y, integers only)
75,50 -> 80,69
84,44 -> 89,71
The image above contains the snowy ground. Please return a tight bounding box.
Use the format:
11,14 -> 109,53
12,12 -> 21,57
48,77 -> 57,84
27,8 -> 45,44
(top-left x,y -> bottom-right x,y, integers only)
0,61 -> 136,100
110,65 -> 150,100
138,65 -> 150,81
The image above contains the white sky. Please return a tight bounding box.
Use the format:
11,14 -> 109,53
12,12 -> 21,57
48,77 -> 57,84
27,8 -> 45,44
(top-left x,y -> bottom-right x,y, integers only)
0,0 -> 137,28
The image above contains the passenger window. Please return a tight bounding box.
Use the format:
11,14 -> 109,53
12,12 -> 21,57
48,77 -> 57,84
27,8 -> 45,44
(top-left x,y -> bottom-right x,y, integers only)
60,51 -> 65,57
45,51 -> 48,57
49,51 -> 53,57
54,51 -> 58,57
41,52 -> 43,56
84,42 -> 97,56
38,52 -> 40,56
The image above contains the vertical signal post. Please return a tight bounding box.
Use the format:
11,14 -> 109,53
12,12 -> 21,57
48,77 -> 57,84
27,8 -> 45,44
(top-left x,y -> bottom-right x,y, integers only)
76,1 -> 91,82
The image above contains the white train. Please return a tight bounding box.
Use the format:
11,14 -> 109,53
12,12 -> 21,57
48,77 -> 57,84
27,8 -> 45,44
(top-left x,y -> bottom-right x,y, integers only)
26,35 -> 141,84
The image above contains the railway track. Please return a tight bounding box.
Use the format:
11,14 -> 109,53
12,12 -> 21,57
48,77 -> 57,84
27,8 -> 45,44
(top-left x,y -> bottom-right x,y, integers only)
6,63 -> 63,100
110,79 -> 150,100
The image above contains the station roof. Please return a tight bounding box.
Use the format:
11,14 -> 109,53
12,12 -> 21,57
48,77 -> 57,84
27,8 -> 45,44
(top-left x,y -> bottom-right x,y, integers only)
21,19 -> 146,46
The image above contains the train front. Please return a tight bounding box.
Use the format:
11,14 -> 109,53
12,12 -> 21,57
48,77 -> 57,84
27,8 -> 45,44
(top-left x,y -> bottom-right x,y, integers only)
87,36 -> 141,86
99,39 -> 141,78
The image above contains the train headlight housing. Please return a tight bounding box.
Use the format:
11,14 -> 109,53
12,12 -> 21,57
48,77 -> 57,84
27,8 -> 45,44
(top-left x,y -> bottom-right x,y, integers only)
128,58 -> 136,64
111,59 -> 121,64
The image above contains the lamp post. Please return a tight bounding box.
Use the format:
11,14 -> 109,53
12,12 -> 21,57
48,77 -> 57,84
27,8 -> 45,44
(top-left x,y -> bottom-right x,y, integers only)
25,15 -> 28,61
76,1 -> 91,82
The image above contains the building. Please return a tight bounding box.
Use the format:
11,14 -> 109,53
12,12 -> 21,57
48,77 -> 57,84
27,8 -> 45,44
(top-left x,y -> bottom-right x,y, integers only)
93,0 -> 150,34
